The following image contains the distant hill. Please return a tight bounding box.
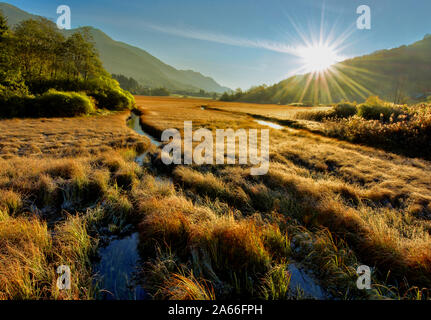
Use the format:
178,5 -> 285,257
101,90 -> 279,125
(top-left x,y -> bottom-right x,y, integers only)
0,2 -> 231,93
225,35 -> 431,104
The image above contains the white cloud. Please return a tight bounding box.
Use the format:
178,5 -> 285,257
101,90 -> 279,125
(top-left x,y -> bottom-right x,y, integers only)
146,23 -> 300,55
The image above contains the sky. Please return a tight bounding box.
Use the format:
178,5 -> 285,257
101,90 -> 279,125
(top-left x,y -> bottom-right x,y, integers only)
5,0 -> 431,90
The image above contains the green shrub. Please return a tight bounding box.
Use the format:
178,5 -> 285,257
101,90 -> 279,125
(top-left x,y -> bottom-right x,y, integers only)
34,90 -> 95,117
324,103 -> 431,158
0,77 -> 29,99
150,87 -> 170,97
0,90 -> 95,118
26,77 -> 135,111
357,96 -> 403,121
333,102 -> 357,118
295,101 -> 357,122
0,94 -> 34,118
0,74 -> 31,117
83,78 -> 135,110
90,86 -> 134,110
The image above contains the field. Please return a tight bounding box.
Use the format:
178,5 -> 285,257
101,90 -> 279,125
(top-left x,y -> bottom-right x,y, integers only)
1,96 -> 431,300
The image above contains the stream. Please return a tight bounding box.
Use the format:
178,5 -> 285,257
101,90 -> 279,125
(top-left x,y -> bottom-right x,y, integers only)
93,111 -> 327,300
288,263 -> 328,299
92,112 -> 161,300
127,113 -> 162,166
254,119 -> 284,130
94,233 -> 147,300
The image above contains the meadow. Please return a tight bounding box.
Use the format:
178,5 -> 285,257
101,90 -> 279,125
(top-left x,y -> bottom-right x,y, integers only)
1,96 -> 431,300
136,97 -> 431,299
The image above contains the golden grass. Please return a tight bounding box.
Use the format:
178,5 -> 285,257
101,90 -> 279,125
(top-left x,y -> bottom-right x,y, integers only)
137,187 -> 291,298
160,272 -> 216,300
134,96 -> 327,123
0,213 -> 94,300
2,96 -> 431,299
133,96 -> 431,295
0,111 -> 153,300
0,112 -> 149,158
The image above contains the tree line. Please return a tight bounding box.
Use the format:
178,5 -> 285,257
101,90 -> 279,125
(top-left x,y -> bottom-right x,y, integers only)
0,11 -> 134,118
112,74 -> 170,96
112,74 -> 221,99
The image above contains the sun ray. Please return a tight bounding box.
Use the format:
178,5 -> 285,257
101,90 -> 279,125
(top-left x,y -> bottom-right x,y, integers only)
298,72 -> 315,102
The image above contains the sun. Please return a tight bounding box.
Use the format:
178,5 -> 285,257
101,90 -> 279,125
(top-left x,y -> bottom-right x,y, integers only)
297,44 -> 341,73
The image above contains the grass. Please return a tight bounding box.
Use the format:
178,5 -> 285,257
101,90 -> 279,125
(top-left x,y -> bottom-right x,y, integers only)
2,96 -> 431,300
323,106 -> 431,158
0,111 -> 149,158
0,111 -> 152,299
137,192 -> 289,298
159,272 -> 216,300
0,213 -> 95,299
130,96 -> 431,299
293,97 -> 431,158
260,263 -> 292,300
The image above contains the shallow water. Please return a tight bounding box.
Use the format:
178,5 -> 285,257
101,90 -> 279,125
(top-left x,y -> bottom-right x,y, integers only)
127,113 -> 161,147
92,112 -> 165,300
127,112 -> 162,165
254,119 -> 284,130
123,112 -> 325,300
288,263 -> 327,299
94,233 -> 147,300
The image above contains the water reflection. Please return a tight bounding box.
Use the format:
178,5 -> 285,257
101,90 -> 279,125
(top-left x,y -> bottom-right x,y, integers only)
94,233 -> 147,300
254,119 -> 284,130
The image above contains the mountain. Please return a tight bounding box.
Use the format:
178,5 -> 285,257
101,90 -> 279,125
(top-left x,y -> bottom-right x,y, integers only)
0,2 -> 231,93
64,27 -> 231,93
227,35 -> 431,105
0,2 -> 38,25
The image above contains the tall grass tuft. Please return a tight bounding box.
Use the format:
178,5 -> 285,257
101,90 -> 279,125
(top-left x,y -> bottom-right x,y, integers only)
260,263 -> 291,300
161,272 -> 216,300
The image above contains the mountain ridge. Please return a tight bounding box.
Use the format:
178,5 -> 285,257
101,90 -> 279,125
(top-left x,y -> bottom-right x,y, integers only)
0,2 -> 231,93
224,35 -> 431,104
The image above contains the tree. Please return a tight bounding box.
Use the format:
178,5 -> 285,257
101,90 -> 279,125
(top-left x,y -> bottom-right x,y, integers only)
64,28 -> 105,80
112,74 -> 141,93
151,87 -> 170,96
0,11 -> 28,100
0,10 -> 8,39
14,18 -> 65,80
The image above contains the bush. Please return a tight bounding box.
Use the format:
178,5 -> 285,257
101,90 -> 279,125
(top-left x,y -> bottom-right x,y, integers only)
90,85 -> 134,110
0,77 -> 29,99
356,96 -> 403,121
333,102 -> 357,118
295,101 -> 358,122
73,77 -> 134,110
324,104 -> 431,158
0,94 -> 33,118
150,87 -> 170,97
0,90 -> 95,118
26,77 -> 135,111
34,90 -> 95,117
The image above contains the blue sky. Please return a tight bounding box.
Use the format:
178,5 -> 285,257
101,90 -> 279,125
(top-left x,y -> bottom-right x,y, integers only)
5,0 -> 431,89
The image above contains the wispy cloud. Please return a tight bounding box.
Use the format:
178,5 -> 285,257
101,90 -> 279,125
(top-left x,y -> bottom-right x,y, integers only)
146,23 -> 300,55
